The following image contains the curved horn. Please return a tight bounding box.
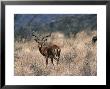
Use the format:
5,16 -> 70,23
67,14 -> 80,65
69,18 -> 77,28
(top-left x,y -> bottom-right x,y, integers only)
32,31 -> 36,37
42,33 -> 51,41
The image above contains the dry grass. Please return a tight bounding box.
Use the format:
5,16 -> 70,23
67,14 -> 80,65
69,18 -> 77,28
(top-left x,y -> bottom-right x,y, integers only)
14,30 -> 97,76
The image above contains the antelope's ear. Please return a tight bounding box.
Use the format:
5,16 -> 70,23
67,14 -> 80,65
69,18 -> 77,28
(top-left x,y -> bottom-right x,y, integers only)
32,31 -> 37,37
34,38 -> 39,43
45,33 -> 51,38
32,34 -> 36,37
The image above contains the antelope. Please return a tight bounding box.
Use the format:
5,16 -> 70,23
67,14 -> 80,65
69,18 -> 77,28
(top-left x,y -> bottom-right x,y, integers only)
32,32 -> 61,67
92,36 -> 97,43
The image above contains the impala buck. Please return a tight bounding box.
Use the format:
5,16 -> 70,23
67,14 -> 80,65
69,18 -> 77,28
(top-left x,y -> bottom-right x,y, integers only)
32,32 -> 61,67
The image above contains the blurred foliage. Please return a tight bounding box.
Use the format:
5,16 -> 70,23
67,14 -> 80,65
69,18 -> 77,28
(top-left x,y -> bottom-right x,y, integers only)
14,14 -> 97,41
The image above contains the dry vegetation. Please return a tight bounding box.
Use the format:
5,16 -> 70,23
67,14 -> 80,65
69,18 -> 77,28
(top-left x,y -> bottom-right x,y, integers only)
14,30 -> 97,76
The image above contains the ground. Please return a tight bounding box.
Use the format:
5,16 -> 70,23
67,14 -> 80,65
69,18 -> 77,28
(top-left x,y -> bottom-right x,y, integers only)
14,30 -> 97,76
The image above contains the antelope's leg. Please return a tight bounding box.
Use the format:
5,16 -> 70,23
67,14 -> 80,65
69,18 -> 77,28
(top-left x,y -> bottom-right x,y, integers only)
57,57 -> 60,65
46,57 -> 48,66
51,58 -> 54,66
57,50 -> 60,65
51,58 -> 55,70
57,58 -> 59,65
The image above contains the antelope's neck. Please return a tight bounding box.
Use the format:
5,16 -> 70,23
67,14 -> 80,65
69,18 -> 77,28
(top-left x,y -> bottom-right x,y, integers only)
38,46 -> 44,56
34,39 -> 38,43
39,47 -> 42,53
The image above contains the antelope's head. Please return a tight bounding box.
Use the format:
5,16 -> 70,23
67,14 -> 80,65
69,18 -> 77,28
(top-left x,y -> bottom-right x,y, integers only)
32,31 -> 51,48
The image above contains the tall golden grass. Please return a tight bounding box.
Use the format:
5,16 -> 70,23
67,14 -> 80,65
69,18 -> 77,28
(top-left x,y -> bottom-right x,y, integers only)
14,30 -> 97,76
